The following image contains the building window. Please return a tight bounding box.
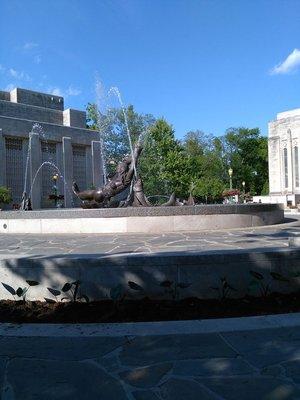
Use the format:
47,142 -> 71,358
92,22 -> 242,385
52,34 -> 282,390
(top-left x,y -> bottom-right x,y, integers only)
284,147 -> 288,188
73,145 -> 87,206
41,142 -> 57,208
5,138 -> 24,204
295,146 -> 299,188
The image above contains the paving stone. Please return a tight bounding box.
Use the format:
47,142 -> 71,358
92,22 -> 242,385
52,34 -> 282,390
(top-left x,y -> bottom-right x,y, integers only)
159,378 -> 215,400
221,329 -> 300,368
120,363 -> 172,388
120,334 -> 236,367
0,357 -> 8,389
173,357 -> 254,376
97,354 -> 122,373
282,360 -> 300,383
5,358 -> 128,400
0,336 -> 126,360
261,365 -> 284,377
0,217 -> 299,257
132,391 -> 161,400
198,377 -> 300,400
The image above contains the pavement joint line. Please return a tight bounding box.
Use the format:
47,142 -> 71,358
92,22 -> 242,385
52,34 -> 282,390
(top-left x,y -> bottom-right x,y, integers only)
0,312 -> 299,337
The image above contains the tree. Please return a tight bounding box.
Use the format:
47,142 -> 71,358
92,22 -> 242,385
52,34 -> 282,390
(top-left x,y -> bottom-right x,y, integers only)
86,103 -> 155,175
193,177 -> 225,203
222,127 -> 268,195
0,187 -> 12,206
139,119 -> 190,197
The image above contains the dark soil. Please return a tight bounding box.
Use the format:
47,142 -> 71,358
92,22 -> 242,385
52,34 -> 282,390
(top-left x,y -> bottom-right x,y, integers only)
0,293 -> 300,323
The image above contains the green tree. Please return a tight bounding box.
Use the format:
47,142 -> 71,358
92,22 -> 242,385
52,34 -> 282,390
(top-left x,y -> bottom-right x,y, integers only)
140,119 -> 190,197
222,127 -> 268,195
193,177 -> 225,203
0,187 -> 12,205
86,103 -> 155,175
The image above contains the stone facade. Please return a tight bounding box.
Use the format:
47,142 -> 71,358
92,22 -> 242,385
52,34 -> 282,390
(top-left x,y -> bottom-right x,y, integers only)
265,108 -> 300,206
0,87 -> 103,208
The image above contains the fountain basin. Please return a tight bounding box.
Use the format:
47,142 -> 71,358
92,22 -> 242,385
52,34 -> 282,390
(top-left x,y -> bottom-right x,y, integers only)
0,204 -> 284,234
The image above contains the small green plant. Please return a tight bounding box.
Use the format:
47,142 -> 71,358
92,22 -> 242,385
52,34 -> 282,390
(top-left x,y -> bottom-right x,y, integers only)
210,277 -> 237,300
0,187 -> 12,206
46,281 -> 89,303
159,280 -> 191,300
109,281 -> 143,312
248,270 -> 289,297
2,280 -> 39,301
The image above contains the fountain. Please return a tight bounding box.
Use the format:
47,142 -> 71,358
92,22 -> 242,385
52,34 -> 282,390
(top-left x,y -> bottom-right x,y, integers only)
0,85 -> 284,234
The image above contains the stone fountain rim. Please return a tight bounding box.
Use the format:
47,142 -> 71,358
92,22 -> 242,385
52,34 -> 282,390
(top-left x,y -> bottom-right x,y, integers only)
0,203 -> 284,219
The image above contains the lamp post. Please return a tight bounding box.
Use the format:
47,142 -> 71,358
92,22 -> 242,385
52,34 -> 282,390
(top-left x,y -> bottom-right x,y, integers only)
242,181 -> 246,203
228,168 -> 233,190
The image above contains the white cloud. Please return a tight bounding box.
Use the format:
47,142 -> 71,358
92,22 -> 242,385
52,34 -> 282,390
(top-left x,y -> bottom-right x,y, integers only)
66,85 -> 81,96
4,84 -> 15,92
23,42 -> 38,51
49,87 -> 63,96
270,49 -> 300,75
34,55 -> 42,64
48,85 -> 81,98
8,68 -> 31,81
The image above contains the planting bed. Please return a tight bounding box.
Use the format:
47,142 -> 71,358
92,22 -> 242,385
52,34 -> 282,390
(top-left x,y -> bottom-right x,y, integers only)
1,293 -> 300,323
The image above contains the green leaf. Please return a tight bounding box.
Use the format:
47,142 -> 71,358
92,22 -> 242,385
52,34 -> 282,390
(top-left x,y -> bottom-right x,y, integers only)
44,297 -> 56,304
270,272 -> 289,282
26,280 -> 39,286
128,281 -> 143,291
250,270 -> 264,280
61,283 -> 72,292
1,283 -> 16,296
79,295 -> 89,303
110,284 -> 124,301
16,287 -> 23,297
47,288 -> 61,297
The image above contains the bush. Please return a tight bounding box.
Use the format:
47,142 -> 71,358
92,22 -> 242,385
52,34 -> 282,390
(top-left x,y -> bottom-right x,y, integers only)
0,187 -> 12,205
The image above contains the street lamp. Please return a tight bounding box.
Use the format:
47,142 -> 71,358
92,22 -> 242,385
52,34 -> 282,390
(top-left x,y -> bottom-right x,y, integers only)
242,181 -> 246,203
228,168 -> 233,190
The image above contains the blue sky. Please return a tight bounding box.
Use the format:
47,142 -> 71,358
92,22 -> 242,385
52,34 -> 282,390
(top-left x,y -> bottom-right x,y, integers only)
1,0 -> 300,138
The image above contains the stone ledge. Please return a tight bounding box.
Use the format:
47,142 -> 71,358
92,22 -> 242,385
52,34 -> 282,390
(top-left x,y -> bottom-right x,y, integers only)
0,203 -> 284,219
0,248 -> 297,301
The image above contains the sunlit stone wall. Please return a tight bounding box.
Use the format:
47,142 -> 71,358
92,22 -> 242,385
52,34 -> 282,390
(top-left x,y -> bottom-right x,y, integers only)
268,109 -> 300,205
0,88 -> 104,209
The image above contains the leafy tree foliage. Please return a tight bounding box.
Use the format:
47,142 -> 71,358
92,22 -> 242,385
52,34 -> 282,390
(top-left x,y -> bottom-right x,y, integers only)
0,187 -> 12,204
86,103 -> 155,174
222,127 -> 268,195
86,104 -> 268,201
139,119 -> 190,197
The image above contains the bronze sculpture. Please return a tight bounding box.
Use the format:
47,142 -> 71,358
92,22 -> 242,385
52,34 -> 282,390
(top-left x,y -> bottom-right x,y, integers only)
72,142 -> 144,208
73,141 -> 195,208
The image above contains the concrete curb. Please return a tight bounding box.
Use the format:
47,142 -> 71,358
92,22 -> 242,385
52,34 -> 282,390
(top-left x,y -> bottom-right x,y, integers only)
0,312 -> 299,337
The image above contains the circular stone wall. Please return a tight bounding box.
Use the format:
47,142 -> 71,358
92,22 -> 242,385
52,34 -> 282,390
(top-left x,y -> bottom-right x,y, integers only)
0,204 -> 284,234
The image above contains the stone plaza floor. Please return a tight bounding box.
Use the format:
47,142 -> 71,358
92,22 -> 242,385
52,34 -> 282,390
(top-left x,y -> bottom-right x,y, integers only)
1,317 -> 300,399
0,215 -> 300,399
0,215 -> 299,258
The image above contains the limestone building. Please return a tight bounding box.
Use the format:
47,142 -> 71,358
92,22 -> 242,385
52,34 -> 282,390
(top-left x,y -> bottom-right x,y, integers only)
0,87 -> 103,208
268,108 -> 300,206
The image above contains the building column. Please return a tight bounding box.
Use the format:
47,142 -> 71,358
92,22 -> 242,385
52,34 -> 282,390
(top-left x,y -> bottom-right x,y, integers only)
62,137 -> 73,208
0,129 -> 6,187
30,133 -> 41,209
85,146 -> 92,190
92,140 -> 104,187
